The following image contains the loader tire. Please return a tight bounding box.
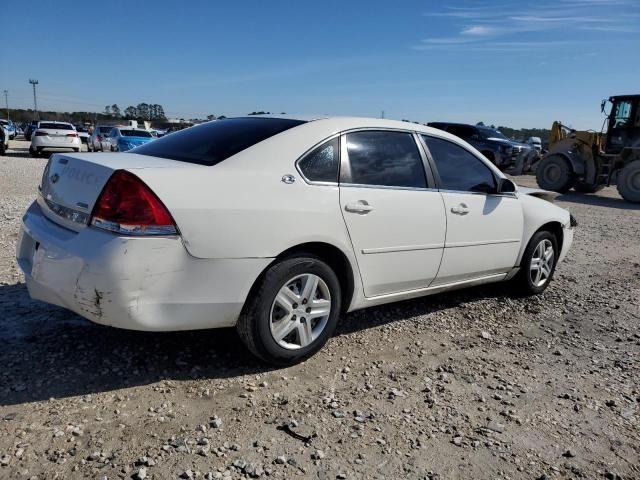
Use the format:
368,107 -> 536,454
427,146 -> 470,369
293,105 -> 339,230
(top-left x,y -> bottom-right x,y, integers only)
617,160 -> 640,203
536,155 -> 575,193
573,182 -> 604,193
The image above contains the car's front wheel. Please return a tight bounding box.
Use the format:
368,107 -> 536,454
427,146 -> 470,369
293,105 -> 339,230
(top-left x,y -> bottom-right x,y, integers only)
516,231 -> 558,295
237,255 -> 342,365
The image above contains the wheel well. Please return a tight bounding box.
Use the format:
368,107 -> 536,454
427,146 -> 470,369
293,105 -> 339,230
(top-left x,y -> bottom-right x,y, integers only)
277,243 -> 355,312
535,221 -> 563,251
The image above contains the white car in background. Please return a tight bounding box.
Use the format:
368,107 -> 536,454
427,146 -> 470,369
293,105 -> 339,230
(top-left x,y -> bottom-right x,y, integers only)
29,121 -> 81,157
16,116 -> 575,364
87,125 -> 116,152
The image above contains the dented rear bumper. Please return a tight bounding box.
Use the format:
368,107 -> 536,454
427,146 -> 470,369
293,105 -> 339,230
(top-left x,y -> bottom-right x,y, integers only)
16,201 -> 271,331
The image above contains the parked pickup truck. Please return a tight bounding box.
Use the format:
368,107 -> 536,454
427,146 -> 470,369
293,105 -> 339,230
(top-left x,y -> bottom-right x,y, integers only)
427,122 -> 530,170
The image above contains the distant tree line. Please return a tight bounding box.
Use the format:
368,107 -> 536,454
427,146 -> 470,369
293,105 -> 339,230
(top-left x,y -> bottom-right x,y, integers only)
104,103 -> 166,121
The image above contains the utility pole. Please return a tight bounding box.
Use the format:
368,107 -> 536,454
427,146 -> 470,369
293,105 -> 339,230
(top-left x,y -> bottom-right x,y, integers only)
29,79 -> 39,120
2,90 -> 7,120
381,110 -> 385,119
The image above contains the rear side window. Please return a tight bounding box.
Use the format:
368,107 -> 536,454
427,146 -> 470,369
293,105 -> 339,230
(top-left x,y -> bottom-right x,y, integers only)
39,123 -> 73,130
121,130 -> 152,137
345,131 -> 427,188
298,137 -> 339,183
132,117 -> 306,166
422,135 -> 496,193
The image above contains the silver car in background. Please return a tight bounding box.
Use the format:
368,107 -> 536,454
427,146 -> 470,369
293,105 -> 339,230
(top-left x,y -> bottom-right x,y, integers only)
87,125 -> 115,152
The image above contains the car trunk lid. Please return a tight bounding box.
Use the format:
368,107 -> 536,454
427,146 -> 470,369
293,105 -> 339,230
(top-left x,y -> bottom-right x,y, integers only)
37,152 -> 201,232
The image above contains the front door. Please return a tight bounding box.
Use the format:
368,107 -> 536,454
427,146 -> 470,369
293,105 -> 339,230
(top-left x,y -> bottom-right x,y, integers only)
421,135 -> 523,285
339,130 -> 446,297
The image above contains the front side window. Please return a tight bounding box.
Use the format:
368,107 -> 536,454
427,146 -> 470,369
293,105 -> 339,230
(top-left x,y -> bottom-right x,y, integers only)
298,137 -> 339,183
422,135 -> 496,193
345,131 -> 427,188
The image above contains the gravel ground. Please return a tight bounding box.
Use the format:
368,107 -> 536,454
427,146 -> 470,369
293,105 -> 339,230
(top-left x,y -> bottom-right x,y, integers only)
1,139 -> 639,480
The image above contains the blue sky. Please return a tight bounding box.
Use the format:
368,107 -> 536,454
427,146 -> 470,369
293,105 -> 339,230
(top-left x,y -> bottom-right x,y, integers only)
2,0 -> 639,128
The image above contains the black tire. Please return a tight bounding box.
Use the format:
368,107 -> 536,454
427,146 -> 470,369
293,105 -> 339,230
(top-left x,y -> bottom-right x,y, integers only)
515,230 -> 558,295
536,154 -> 575,193
74,148 -> 80,152
573,182 -> 604,193
29,147 -> 38,158
236,255 -> 342,365
616,160 -> 640,203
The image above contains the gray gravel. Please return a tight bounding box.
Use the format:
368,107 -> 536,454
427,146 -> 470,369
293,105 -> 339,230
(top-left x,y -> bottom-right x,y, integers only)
1,139 -> 639,479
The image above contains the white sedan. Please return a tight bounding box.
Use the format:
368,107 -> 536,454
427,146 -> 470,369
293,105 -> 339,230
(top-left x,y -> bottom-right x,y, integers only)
29,121 -> 82,157
16,116 -> 575,364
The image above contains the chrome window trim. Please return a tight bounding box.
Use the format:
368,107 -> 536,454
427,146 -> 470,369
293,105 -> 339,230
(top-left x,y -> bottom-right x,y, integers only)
294,132 -> 341,186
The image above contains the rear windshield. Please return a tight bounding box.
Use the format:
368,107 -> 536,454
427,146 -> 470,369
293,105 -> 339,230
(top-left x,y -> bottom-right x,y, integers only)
132,117 -> 306,166
121,129 -> 152,137
98,127 -> 112,134
39,123 -> 73,130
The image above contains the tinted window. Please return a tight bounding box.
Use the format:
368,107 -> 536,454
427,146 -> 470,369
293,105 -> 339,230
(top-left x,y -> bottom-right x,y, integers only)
422,136 -> 496,193
346,131 -> 427,188
38,123 -> 73,130
98,127 -> 112,134
446,125 -> 475,139
133,117 -> 305,166
121,129 -> 152,137
298,137 -> 339,183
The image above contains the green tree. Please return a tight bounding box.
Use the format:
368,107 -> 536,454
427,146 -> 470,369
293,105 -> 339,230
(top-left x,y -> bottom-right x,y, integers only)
124,106 -> 138,119
206,114 -> 216,121
111,104 -> 121,118
137,103 -> 150,120
103,105 -> 112,116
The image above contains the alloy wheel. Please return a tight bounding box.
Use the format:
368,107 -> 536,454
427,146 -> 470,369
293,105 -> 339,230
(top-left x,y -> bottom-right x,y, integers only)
530,239 -> 554,287
269,273 -> 331,350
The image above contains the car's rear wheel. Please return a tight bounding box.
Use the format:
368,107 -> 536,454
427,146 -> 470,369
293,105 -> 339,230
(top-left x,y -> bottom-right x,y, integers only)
515,231 -> 558,295
237,255 -> 341,365
29,147 -> 39,157
536,154 -> 575,193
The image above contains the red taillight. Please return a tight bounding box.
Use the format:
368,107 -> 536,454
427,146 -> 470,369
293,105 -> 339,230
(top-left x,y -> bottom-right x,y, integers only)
97,135 -> 103,141
67,133 -> 78,137
35,131 -> 47,136
90,170 -> 177,236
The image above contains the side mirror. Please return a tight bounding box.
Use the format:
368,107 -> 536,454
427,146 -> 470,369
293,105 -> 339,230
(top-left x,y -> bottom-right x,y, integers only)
497,178 -> 517,194
600,99 -> 606,113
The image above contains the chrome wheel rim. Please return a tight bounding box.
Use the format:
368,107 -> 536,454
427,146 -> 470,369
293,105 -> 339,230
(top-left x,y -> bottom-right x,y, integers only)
530,239 -> 554,287
269,273 -> 331,350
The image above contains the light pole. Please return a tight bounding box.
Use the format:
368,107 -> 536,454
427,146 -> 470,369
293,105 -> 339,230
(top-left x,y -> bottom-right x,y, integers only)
29,79 -> 39,120
2,90 -> 7,121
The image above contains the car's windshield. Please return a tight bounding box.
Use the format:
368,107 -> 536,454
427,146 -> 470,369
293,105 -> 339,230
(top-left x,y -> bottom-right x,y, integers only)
120,130 -> 152,138
478,127 -> 508,140
38,123 -> 73,130
133,117 -> 306,166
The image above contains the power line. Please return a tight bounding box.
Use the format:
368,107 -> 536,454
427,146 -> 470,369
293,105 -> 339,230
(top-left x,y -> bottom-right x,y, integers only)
2,90 -> 7,121
28,79 -> 39,120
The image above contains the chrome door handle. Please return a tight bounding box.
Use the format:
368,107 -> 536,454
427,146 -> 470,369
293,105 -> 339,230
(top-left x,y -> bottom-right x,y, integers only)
451,203 -> 470,215
345,201 -> 374,214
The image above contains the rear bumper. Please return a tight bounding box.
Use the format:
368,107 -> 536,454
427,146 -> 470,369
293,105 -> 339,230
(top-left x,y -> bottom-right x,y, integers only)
16,201 -> 271,331
32,137 -> 81,149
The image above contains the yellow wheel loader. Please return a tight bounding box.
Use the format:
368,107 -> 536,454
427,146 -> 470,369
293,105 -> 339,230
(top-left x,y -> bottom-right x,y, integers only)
536,95 -> 640,202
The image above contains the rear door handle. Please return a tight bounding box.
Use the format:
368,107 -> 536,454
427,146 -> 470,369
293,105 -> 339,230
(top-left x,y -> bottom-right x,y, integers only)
345,201 -> 374,214
451,203 -> 470,215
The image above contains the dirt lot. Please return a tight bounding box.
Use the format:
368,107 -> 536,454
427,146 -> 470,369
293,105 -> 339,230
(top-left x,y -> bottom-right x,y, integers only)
1,139 -> 639,480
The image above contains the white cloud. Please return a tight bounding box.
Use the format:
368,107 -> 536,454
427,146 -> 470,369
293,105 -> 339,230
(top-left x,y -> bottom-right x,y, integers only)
461,26 -> 496,36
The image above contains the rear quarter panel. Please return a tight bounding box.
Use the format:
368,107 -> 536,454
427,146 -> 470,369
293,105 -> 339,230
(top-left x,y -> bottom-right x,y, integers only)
131,124 -> 355,262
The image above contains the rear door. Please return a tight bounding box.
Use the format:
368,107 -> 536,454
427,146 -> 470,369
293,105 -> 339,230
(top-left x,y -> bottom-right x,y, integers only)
420,135 -> 523,285
339,130 -> 446,297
